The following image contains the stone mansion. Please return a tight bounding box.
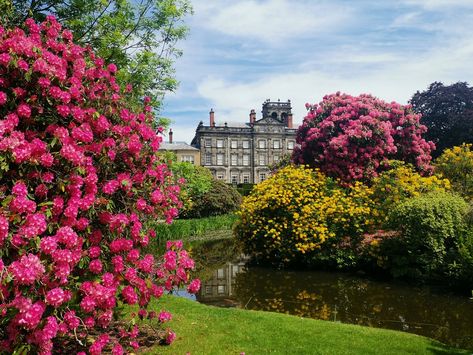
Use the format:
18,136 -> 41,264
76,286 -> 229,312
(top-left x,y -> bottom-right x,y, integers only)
190,99 -> 297,184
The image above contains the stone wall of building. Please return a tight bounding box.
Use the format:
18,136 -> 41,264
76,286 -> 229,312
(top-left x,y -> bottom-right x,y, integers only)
191,100 -> 297,184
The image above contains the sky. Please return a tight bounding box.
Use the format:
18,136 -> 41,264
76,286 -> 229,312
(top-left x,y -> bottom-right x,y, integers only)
161,0 -> 473,144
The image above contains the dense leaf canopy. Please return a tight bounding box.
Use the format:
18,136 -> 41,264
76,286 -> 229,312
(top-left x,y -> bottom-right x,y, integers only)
410,81 -> 473,157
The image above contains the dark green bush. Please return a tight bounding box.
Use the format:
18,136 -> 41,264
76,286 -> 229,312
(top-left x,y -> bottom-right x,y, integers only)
381,192 -> 471,280
183,179 -> 242,218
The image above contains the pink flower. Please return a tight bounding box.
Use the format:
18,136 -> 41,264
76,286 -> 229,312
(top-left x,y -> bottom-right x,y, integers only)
89,259 -> 103,274
64,310 -> 80,329
122,286 -> 138,304
9,254 -> 45,285
17,103 -> 32,118
0,91 -> 6,105
165,330 -> 176,345
108,63 -> 118,73
187,279 -> 201,294
158,311 -> 172,323
45,288 -> 66,307
0,216 -> 9,246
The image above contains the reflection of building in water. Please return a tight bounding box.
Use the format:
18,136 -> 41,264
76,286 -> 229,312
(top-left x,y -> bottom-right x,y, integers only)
196,255 -> 248,306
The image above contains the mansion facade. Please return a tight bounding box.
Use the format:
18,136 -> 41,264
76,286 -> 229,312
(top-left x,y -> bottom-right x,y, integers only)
191,100 -> 297,184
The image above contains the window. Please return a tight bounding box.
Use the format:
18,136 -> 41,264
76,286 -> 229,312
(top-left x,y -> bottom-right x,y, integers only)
231,174 -> 238,184
217,285 -> 225,294
217,172 -> 225,180
205,138 -> 211,147
259,154 -> 266,166
287,141 -> 295,150
217,139 -> 224,148
259,173 -> 266,182
232,265 -> 239,277
216,153 -> 224,165
231,154 -> 238,166
205,286 -> 213,295
243,174 -> 250,184
205,153 -> 212,165
242,140 -> 250,149
217,269 -> 225,279
273,155 -> 280,163
273,140 -> 280,149
181,155 -> 195,164
258,140 -> 266,149
231,140 -> 238,149
242,154 -> 250,166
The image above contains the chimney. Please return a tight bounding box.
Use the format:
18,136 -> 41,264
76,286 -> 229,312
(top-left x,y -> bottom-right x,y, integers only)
249,109 -> 256,125
210,108 -> 215,127
287,113 -> 293,128
169,128 -> 173,143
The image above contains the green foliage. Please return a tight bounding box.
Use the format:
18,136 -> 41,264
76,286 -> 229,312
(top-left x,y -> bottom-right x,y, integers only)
185,179 -> 242,219
7,0 -> 192,106
150,214 -> 237,242
435,144 -> 473,200
371,161 -> 451,222
172,162 -> 213,199
268,152 -> 292,173
381,192 -> 471,279
235,183 -> 254,197
410,81 -> 473,157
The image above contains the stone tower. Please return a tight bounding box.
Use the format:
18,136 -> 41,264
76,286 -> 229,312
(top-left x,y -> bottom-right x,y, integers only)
261,99 -> 292,123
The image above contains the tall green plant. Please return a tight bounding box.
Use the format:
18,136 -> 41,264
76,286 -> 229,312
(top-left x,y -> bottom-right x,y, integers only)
6,0 -> 192,109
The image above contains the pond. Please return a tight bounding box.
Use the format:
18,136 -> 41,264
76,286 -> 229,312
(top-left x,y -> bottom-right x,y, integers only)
175,238 -> 473,350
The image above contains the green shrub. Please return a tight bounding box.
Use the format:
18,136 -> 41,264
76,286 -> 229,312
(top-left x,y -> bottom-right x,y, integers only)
235,183 -> 254,197
184,180 -> 242,218
234,166 -> 376,267
381,192 -> 470,279
435,143 -> 473,200
371,161 -> 450,223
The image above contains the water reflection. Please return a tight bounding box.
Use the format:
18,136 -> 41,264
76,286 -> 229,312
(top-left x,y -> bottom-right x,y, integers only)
191,239 -> 473,349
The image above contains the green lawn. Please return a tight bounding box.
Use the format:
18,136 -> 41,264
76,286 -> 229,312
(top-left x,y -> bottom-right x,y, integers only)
133,296 -> 469,355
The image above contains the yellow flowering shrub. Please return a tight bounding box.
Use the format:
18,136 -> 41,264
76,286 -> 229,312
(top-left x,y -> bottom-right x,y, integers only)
371,161 -> 451,221
234,166 -> 376,265
435,144 -> 473,200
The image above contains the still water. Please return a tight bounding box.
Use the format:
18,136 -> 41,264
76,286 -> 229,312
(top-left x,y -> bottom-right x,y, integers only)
178,238 -> 473,349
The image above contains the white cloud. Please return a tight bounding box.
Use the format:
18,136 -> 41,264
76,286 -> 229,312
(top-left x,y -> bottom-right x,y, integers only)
193,0 -> 353,44
402,0 -> 473,9
197,36 -> 473,130
164,1 -> 473,144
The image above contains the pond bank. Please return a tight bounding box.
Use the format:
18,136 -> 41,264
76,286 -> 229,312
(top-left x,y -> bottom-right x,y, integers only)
138,295 -> 469,355
183,238 -> 473,350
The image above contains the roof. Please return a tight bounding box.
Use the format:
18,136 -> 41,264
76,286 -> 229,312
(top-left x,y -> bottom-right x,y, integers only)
213,121 -> 250,128
160,142 -> 199,151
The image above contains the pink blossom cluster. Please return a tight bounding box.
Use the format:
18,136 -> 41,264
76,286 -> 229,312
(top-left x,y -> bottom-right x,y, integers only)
293,92 -> 435,182
0,17 -> 199,354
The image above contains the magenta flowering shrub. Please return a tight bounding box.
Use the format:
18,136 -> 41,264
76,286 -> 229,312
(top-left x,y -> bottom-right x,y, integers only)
293,92 -> 435,182
0,17 -> 199,354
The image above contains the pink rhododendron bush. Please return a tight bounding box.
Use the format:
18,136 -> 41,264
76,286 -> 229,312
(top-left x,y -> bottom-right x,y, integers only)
293,92 -> 435,182
0,17 -> 199,354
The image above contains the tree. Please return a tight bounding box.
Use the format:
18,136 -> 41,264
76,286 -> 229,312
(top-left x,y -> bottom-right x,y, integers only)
168,158 -> 214,215
0,17 -> 198,353
293,93 -> 434,183
410,81 -> 473,157
3,0 -> 192,111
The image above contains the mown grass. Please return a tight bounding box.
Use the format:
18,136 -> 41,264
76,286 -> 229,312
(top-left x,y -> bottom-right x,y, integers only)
150,214 -> 238,242
128,296 -> 469,355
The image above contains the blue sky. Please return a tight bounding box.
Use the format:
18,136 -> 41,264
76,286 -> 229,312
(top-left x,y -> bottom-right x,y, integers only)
162,0 -> 473,143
